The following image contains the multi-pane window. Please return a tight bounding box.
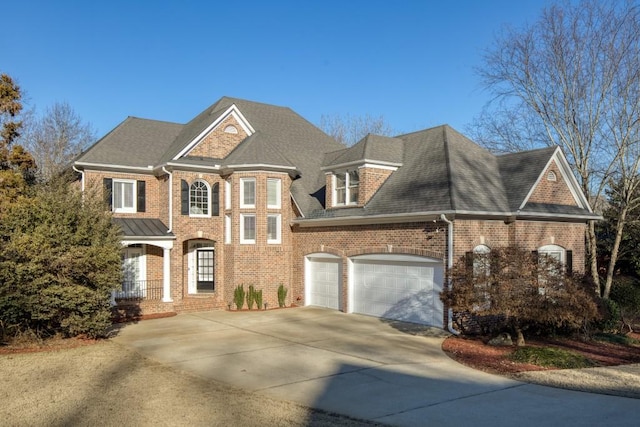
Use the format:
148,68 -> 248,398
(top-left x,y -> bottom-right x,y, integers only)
333,170 -> 359,206
225,214 -> 231,244
267,214 -> 281,244
225,180 -> 231,209
189,180 -> 209,216
267,178 -> 281,208
113,179 -> 136,213
240,178 -> 256,208
348,170 -> 359,204
240,214 -> 256,244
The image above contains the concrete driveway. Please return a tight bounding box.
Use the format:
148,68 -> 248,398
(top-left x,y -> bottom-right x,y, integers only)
113,307 -> 638,427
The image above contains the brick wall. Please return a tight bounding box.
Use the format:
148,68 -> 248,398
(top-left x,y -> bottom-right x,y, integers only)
454,218 -> 586,272
84,170 -> 166,221
527,160 -> 578,205
359,167 -> 393,205
188,115 -> 248,159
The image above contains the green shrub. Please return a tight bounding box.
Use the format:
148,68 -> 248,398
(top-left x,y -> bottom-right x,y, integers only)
510,346 -> 595,369
255,288 -> 263,310
247,285 -> 256,310
0,179 -> 121,339
593,332 -> 640,346
277,284 -> 287,308
593,298 -> 621,333
610,277 -> 640,332
234,285 -> 245,310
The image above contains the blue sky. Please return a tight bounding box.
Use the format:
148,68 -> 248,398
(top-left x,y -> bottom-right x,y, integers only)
3,1 -> 553,139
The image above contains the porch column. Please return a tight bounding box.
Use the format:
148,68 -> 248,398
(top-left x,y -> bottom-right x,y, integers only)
162,247 -> 173,302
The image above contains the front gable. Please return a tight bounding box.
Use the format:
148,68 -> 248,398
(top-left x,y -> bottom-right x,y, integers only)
175,104 -> 254,160
520,148 -> 591,211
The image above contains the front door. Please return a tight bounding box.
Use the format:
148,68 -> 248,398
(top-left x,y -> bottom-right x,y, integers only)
188,241 -> 215,294
196,249 -> 214,292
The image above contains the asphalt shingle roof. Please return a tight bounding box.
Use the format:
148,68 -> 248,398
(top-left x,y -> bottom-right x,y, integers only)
78,117 -> 183,168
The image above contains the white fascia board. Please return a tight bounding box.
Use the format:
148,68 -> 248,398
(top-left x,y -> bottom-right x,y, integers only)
293,211 -> 455,227
225,163 -> 297,171
75,162 -> 155,174
516,211 -> 602,221
120,237 -> 175,250
173,104 -> 255,160
291,194 -> 304,218
518,147 -> 591,211
554,149 -> 593,211
162,162 -> 222,172
320,159 -> 402,171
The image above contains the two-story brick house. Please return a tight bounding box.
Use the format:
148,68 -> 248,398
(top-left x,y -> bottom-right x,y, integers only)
73,97 -> 599,329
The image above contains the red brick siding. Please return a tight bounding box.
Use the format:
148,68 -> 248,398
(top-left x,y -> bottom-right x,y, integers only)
83,170 -> 166,221
527,160 -> 577,206
359,167 -> 393,205
188,115 -> 248,159
454,219 -> 586,272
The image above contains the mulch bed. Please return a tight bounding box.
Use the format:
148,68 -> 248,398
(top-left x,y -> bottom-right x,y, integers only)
442,332 -> 640,375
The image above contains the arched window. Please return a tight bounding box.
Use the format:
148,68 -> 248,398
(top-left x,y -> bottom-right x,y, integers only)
472,244 -> 491,276
190,180 -> 210,216
536,244 -> 572,276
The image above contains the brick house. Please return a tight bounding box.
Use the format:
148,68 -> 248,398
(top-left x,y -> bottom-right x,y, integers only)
73,97 -> 599,329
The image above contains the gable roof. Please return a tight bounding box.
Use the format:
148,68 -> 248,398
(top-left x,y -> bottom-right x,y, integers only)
497,146 -> 559,210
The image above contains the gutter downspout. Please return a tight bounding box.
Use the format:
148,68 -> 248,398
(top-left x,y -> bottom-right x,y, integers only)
440,214 -> 459,335
72,166 -> 84,192
162,167 -> 173,233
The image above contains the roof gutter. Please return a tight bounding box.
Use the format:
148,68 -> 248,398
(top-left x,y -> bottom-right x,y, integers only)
162,167 -> 173,233
72,166 -> 84,192
440,214 -> 459,336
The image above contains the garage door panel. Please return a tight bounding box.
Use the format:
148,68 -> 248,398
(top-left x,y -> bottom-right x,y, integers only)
307,258 -> 341,310
353,258 -> 443,327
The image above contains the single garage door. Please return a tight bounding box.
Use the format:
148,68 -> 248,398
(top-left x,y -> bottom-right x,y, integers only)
306,256 -> 341,310
352,254 -> 444,326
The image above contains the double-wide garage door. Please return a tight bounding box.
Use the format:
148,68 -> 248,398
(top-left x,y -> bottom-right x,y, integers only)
352,256 -> 443,326
306,254 -> 444,327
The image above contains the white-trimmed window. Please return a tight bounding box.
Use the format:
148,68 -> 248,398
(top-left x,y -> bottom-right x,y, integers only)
333,170 -> 359,206
472,244 -> 491,276
113,179 -> 136,213
538,244 -> 565,264
240,178 -> 256,208
267,214 -> 281,244
225,214 -> 231,244
240,214 -> 256,244
225,179 -> 231,209
267,178 -> 281,209
189,180 -> 210,216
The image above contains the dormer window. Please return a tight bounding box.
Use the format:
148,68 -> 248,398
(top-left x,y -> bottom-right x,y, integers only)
333,170 -> 359,206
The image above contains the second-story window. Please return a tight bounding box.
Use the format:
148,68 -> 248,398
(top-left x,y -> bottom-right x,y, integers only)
240,178 -> 256,208
333,170 -> 359,206
189,180 -> 210,216
267,178 -> 281,209
104,178 -> 145,213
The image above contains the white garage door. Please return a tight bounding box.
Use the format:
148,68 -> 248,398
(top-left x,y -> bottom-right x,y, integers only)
306,256 -> 341,310
352,255 -> 444,327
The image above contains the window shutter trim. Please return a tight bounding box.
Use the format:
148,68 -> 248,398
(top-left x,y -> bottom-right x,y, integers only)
566,250 -> 573,276
103,178 -> 113,209
212,183 -> 219,216
181,180 -> 189,215
137,180 -> 146,212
